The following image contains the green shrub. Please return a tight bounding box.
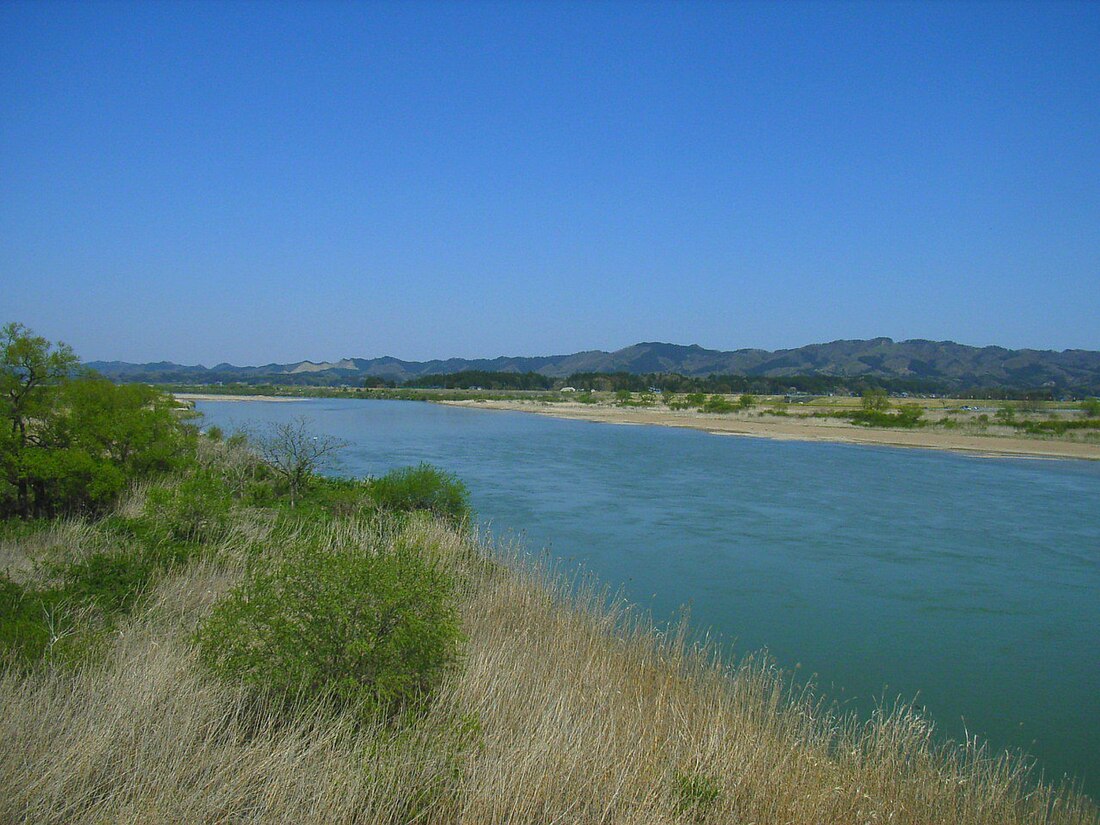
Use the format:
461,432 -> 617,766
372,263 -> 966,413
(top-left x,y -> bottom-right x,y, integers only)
848,404 -> 924,428
674,771 -> 722,819
58,551 -> 155,614
685,392 -> 707,409
194,537 -> 462,716
368,464 -> 471,525
1021,417 -> 1100,435
0,576 -> 58,663
0,553 -> 151,665
702,394 -> 735,413
143,474 -> 231,543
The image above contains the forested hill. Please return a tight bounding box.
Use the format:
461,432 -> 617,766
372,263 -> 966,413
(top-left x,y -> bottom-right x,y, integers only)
88,338 -> 1100,394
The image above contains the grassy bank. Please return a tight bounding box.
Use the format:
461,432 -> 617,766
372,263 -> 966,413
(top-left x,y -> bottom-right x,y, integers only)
2,438 -> 1097,823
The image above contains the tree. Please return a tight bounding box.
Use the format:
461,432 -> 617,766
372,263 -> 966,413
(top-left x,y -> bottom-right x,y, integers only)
738,394 -> 756,410
2,325 -> 188,519
2,323 -> 80,517
2,323 -> 79,445
253,417 -> 348,506
861,388 -> 890,411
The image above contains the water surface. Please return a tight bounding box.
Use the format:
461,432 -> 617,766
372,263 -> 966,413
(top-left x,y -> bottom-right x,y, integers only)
196,398 -> 1100,794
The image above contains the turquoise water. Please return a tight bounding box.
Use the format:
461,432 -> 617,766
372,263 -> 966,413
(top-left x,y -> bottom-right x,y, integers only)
196,398 -> 1100,795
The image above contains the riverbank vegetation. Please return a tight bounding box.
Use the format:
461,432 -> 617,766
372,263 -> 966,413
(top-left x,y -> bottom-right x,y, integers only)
2,325 -> 1098,822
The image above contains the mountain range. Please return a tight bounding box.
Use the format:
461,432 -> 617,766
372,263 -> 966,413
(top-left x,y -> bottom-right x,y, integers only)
88,338 -> 1100,394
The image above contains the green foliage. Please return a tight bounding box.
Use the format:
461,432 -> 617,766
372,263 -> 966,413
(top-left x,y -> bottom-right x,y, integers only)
848,404 -> 924,428
995,404 -> 1016,424
368,464 -> 471,525
738,393 -> 756,409
685,392 -> 706,409
57,551 -> 155,615
143,473 -> 232,543
0,575 -> 61,663
2,324 -> 190,519
615,389 -> 634,405
194,537 -> 461,716
702,394 -> 735,413
575,392 -> 597,404
861,388 -> 890,411
1080,399 -> 1100,417
1019,418 -> 1100,435
0,544 -> 160,665
674,771 -> 722,819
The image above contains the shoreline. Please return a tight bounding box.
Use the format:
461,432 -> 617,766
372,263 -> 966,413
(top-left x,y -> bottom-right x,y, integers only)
439,400 -> 1100,461
173,392 -> 308,403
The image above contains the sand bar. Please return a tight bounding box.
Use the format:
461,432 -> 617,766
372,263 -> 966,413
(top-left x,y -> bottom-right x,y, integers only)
440,400 -> 1100,461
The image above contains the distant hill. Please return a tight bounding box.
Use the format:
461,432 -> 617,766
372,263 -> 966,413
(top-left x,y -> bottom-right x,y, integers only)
87,338 -> 1100,394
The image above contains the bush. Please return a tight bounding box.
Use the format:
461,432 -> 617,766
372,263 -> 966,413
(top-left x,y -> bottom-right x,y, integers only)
58,550 -> 155,614
848,404 -> 924,428
702,394 -> 735,413
0,549 -> 156,665
368,464 -> 471,525
143,474 -> 231,543
0,576 -> 60,663
685,392 -> 707,409
194,537 -> 461,716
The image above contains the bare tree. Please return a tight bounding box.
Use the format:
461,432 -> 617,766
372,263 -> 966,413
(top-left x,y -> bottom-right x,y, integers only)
253,417 -> 348,506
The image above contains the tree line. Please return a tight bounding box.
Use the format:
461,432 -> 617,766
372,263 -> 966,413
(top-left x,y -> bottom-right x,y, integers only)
396,369 -> 1048,397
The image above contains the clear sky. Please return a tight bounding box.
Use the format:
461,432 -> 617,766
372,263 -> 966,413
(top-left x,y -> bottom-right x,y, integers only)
2,0 -> 1098,365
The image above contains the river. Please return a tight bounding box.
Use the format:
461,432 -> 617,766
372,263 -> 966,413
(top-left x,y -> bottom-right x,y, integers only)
195,397 -> 1100,795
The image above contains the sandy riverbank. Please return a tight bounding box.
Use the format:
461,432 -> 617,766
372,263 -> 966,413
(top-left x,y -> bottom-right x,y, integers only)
173,393 -> 308,403
440,400 -> 1100,461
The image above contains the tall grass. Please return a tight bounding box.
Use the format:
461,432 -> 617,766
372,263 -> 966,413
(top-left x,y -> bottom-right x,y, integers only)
1,502 -> 1096,823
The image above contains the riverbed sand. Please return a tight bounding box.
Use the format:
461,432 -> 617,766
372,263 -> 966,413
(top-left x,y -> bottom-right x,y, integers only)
439,400 -> 1100,461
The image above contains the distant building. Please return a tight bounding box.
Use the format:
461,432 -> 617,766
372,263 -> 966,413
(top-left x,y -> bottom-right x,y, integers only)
561,386 -> 577,392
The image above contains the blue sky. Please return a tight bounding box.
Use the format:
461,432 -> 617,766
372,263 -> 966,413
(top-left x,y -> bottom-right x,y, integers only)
2,0 -> 1098,365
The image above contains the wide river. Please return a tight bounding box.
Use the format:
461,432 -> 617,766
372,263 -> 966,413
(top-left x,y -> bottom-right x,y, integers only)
195,398 -> 1100,795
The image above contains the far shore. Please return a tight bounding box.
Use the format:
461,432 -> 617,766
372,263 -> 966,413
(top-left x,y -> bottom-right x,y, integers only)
173,392 -> 307,403
439,399 -> 1100,461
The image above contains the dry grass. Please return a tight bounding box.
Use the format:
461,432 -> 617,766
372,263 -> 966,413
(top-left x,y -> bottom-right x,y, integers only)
1,513 -> 1096,824
0,519 -> 113,585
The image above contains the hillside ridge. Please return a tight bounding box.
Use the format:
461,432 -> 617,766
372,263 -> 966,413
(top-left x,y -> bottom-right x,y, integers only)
87,338 -> 1100,393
